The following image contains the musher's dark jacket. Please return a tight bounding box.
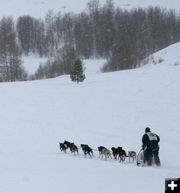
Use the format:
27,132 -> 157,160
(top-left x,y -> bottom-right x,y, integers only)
142,132 -> 160,151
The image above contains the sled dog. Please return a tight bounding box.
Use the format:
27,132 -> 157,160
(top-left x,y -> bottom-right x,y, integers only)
128,151 -> 136,163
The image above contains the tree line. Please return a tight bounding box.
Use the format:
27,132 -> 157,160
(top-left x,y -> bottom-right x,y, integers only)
1,0 -> 180,82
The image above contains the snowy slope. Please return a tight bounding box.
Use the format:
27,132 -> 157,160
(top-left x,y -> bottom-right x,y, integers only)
146,42 -> 180,68
0,43 -> 180,193
0,0 -> 180,19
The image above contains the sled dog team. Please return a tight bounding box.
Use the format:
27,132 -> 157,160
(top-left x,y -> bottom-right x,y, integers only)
59,140 -> 136,163
59,127 -> 161,166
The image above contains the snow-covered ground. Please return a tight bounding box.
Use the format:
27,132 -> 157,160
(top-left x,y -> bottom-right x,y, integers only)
0,42 -> 180,193
147,43 -> 180,68
22,56 -> 106,76
0,0 -> 180,19
22,55 -> 47,75
1,1 -> 180,192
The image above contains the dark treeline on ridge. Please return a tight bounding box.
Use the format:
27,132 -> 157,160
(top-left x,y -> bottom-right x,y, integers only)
1,0 -> 180,82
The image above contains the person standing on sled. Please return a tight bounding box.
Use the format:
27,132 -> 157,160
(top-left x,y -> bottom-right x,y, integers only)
142,127 -> 161,166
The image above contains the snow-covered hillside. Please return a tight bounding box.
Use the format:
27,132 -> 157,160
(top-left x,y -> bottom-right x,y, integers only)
0,0 -> 180,19
146,42 -> 180,68
1,1 -> 180,192
0,43 -> 180,193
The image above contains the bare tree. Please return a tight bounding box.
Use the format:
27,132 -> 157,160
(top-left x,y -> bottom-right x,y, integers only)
0,17 -> 27,82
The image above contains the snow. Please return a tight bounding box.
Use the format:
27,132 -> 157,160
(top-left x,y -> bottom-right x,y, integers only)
146,42 -> 180,68
83,59 -> 106,75
1,1 -> 180,193
21,57 -> 106,76
1,42 -> 180,193
0,0 -> 180,19
22,55 -> 48,75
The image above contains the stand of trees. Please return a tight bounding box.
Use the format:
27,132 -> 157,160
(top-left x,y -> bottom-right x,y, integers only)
32,45 -> 78,80
1,0 -> 180,81
0,17 -> 27,82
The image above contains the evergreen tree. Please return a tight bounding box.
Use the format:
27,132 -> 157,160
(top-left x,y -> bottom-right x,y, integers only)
70,59 -> 85,83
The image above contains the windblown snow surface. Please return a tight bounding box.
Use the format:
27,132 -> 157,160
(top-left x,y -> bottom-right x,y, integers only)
0,42 -> 180,193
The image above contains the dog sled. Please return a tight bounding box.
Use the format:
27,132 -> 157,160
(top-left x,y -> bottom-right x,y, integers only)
136,149 -> 144,166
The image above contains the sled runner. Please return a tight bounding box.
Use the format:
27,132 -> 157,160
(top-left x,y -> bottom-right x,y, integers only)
137,149 -> 144,166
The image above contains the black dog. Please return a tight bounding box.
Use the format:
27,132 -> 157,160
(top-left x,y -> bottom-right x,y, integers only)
64,140 -> 71,149
111,147 -> 119,159
59,143 -> 67,153
81,144 -> 94,158
117,147 -> 127,162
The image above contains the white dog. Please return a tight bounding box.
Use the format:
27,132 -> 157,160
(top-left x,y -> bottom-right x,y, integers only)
101,148 -> 112,160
